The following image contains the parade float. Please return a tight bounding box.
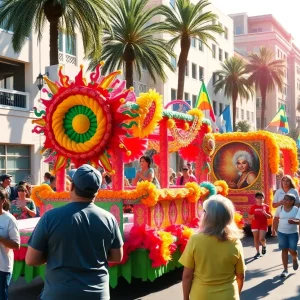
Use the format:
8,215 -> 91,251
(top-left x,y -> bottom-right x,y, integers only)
12,63 -> 241,287
210,131 -> 299,230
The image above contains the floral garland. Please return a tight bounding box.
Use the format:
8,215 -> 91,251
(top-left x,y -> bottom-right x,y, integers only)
214,131 -> 298,174
214,180 -> 229,197
31,181 -> 230,208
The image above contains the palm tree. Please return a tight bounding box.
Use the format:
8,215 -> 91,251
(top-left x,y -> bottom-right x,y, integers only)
236,120 -> 251,132
0,0 -> 109,66
246,47 -> 285,129
96,0 -> 174,89
158,0 -> 223,101
214,57 -> 254,131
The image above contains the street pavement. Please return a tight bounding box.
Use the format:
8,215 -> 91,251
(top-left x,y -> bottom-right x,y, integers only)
9,236 -> 300,300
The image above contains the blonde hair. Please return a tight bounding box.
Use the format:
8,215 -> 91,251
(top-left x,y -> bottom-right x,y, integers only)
201,195 -> 244,241
281,174 -> 296,189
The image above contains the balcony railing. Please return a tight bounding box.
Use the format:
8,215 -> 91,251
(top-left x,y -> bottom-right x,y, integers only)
0,88 -> 29,110
58,51 -> 76,66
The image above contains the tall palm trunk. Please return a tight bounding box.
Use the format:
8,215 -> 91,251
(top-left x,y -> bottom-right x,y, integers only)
260,84 -> 267,129
49,20 -> 59,66
177,36 -> 190,101
125,60 -> 134,89
232,90 -> 238,131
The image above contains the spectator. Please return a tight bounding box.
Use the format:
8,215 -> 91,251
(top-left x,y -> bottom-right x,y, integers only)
10,185 -> 37,220
49,176 -> 56,191
0,189 -> 20,300
179,195 -> 245,299
26,164 -> 123,299
273,193 -> 299,278
272,175 -> 300,236
43,172 -> 51,185
176,166 -> 197,185
187,163 -> 194,176
0,174 -> 16,201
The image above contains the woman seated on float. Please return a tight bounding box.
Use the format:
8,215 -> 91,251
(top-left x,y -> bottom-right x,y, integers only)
132,156 -> 160,188
10,185 -> 36,220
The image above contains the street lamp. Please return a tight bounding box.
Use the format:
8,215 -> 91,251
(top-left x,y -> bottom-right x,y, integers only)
36,72 -> 49,91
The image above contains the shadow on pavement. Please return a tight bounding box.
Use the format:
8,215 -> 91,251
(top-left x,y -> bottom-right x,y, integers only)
241,274 -> 295,300
245,264 -> 284,281
110,268 -> 182,300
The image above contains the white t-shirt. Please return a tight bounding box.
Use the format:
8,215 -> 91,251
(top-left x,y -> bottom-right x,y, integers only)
273,188 -> 300,205
0,211 -> 20,273
275,206 -> 299,234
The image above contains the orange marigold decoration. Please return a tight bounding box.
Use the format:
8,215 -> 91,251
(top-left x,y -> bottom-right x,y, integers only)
214,180 -> 229,197
185,182 -> 201,203
234,211 -> 244,229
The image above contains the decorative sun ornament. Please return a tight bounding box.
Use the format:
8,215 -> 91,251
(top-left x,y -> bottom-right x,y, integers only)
32,63 -> 151,173
131,89 -> 163,138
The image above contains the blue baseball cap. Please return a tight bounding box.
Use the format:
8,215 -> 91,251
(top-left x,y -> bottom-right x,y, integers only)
72,164 -> 102,196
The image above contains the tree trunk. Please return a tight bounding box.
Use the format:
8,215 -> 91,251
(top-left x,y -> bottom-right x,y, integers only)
232,90 -> 238,131
125,60 -> 134,89
260,84 -> 267,129
177,36 -> 190,101
49,20 -> 59,66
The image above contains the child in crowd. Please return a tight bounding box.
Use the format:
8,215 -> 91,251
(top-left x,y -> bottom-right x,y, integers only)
249,192 -> 272,259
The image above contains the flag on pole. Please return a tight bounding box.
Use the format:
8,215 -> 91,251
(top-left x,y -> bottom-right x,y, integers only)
217,105 -> 233,133
194,82 -> 216,122
266,104 -> 289,134
297,134 -> 300,149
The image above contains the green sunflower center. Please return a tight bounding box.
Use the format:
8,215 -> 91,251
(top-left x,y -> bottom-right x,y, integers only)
63,105 -> 97,143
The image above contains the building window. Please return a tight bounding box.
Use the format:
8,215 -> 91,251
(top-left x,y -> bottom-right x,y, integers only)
0,145 -> 31,183
251,112 -> 254,122
219,48 -> 223,61
219,103 -> 223,114
198,40 -> 203,51
192,95 -> 197,108
224,27 -> 228,39
212,44 -> 216,59
213,101 -> 217,114
297,66 -> 300,75
184,93 -> 189,102
58,33 -> 76,65
213,72 -> 218,85
191,38 -> 196,48
241,109 -> 244,119
171,88 -> 177,100
256,97 -> 262,108
192,63 -> 197,79
246,111 -> 250,121
218,22 -> 222,36
236,108 -> 239,119
235,26 -> 243,35
170,56 -> 177,70
185,61 -> 189,77
199,66 -> 204,80
225,52 -> 228,60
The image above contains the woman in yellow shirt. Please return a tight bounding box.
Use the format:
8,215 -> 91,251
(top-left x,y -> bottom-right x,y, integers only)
179,195 -> 245,300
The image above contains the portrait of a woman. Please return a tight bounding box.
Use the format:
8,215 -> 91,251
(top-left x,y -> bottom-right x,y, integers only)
228,150 -> 257,189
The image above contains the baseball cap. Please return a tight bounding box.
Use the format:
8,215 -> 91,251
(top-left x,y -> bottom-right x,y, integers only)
72,164 -> 102,196
0,174 -> 12,181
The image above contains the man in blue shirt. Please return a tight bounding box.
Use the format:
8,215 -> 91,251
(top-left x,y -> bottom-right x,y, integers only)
25,164 -> 123,300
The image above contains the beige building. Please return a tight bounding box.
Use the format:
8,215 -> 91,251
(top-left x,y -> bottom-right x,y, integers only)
0,19 -> 88,184
230,13 -> 300,130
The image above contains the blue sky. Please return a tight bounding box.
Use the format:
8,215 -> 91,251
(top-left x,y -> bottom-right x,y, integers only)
212,0 -> 300,47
